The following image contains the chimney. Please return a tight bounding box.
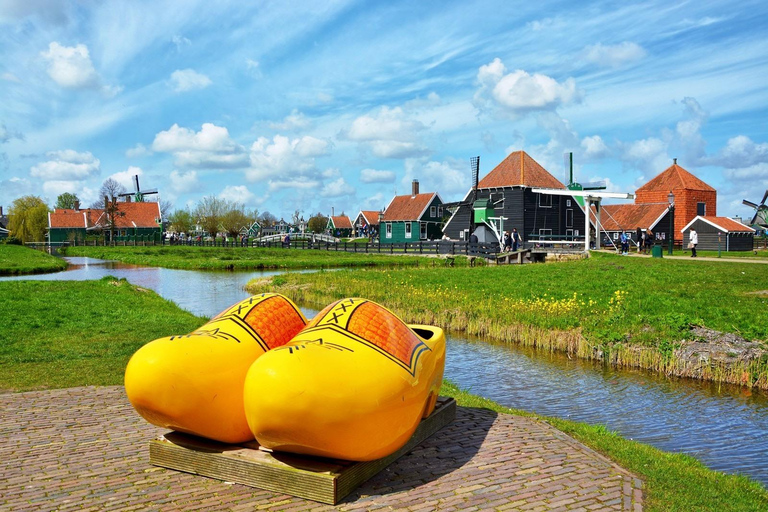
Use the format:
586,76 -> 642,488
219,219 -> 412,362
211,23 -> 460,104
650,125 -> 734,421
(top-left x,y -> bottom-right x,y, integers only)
332,207 -> 335,217
74,201 -> 80,211
126,196 -> 131,203
673,158 -> 677,165
0,206 -> 3,217
412,179 -> 419,197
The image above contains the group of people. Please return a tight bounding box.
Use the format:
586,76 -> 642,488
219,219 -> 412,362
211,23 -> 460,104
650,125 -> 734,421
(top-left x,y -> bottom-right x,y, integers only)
502,228 -> 522,252
616,227 -> 698,256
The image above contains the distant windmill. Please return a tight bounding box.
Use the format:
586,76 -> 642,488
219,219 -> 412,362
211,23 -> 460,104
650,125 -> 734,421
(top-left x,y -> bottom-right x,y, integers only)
564,152 -> 606,207
118,175 -> 158,202
743,190 -> 768,228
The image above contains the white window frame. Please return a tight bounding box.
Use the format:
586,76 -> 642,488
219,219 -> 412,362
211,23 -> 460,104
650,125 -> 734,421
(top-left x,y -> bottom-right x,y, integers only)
566,199 -> 571,207
566,229 -> 574,239
538,228 -> 552,237
613,232 -> 619,240
430,206 -> 436,217
538,194 -> 553,208
420,222 -> 427,239
460,230 -> 466,240
405,222 -> 412,239
566,209 -> 573,228
438,206 -> 443,217
386,223 -> 392,238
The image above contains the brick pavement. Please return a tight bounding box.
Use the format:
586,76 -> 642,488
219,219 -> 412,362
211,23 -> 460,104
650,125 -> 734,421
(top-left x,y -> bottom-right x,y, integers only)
1,387 -> 643,511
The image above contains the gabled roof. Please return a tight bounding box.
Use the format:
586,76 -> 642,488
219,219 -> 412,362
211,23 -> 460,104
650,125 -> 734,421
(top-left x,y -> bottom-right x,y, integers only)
49,202 -> 160,230
636,162 -> 715,193
329,215 -> 353,229
358,210 -> 381,226
682,216 -> 755,233
382,192 -> 438,221
591,203 -> 669,232
478,151 -> 565,190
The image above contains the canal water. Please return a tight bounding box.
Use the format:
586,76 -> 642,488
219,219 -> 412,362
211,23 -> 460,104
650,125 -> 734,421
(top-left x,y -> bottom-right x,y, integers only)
4,257 -> 768,486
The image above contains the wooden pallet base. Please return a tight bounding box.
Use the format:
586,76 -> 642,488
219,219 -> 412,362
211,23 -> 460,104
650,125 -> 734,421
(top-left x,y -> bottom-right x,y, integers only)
149,397 -> 456,505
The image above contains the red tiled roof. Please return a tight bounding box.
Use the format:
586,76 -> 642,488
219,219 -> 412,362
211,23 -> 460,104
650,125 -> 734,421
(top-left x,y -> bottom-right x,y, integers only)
382,193 -> 436,221
478,151 -> 565,189
330,215 -> 353,229
360,210 -> 381,226
590,203 -> 669,232
636,163 -> 715,193
688,216 -> 755,233
49,202 -> 160,230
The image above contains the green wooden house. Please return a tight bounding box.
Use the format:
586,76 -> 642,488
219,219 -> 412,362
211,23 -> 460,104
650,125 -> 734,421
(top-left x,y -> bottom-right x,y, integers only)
381,180 -> 444,243
327,215 -> 353,238
48,202 -> 162,243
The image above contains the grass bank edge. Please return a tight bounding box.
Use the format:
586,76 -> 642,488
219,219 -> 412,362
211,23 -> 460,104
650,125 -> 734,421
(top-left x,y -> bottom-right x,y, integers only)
245,253 -> 768,390
0,244 -> 68,275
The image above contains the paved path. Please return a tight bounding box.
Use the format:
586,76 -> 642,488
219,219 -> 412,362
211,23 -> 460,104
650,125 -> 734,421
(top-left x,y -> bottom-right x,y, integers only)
1,387 -> 643,511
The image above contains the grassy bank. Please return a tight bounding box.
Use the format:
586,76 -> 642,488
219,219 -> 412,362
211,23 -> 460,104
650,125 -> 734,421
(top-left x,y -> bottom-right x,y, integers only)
61,245 -> 466,270
0,244 -> 69,275
247,252 -> 768,388
0,277 -> 204,390
1,278 -> 766,509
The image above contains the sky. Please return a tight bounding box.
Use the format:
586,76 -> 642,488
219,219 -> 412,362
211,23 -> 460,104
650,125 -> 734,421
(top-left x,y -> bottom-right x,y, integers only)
1,0 -> 767,222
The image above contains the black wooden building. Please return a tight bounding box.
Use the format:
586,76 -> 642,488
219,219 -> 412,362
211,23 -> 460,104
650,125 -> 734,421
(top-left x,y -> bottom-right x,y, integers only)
443,151 -> 586,243
681,216 -> 755,252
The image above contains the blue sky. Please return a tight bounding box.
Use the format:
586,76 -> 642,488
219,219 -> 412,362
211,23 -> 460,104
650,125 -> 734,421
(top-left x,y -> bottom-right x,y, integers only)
1,0 -> 766,222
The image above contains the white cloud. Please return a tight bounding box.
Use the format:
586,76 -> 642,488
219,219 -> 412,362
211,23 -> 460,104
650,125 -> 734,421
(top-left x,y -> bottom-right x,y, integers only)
317,92 -> 334,103
152,123 -> 248,169
169,170 -> 200,194
109,166 -> 143,190
581,135 -> 610,159
360,168 -> 396,184
0,124 -> 24,143
126,143 -> 152,158
418,159 -> 469,196
170,69 -> 212,92
708,136 -> 768,169
344,106 -> 429,159
248,135 -> 329,181
1,72 -> 21,83
474,59 -> 581,117
620,137 -> 669,174
246,59 -> 259,70
269,110 -> 312,131
30,149 -> 100,180
172,35 -> 191,50
363,192 -> 386,210
268,178 -> 320,192
724,163 -> 768,182
320,178 -> 355,198
42,180 -> 82,199
41,42 -> 99,88
582,42 -> 647,68
0,0 -> 68,25
219,185 -> 256,205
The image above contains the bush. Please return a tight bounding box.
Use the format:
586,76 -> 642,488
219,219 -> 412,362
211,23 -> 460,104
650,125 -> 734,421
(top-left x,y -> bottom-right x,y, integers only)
2,236 -> 22,245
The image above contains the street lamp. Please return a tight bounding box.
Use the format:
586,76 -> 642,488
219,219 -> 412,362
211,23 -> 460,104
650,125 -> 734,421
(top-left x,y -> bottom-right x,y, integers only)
667,191 -> 675,255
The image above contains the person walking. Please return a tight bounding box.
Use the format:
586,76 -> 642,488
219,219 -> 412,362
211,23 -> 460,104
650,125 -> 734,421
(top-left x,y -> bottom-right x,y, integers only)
619,232 -> 628,255
502,231 -> 512,252
512,228 -> 522,251
690,229 -> 698,257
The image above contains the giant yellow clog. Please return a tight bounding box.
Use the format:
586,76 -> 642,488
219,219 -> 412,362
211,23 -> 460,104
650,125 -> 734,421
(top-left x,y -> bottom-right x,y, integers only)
243,298 -> 445,461
125,293 -> 307,444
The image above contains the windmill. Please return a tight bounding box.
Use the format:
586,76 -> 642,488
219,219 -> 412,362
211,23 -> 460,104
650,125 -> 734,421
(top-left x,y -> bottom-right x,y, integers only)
743,190 -> 768,229
118,175 -> 158,202
564,152 -> 606,207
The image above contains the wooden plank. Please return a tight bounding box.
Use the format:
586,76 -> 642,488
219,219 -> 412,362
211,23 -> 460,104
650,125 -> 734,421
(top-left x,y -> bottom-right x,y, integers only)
150,397 -> 456,505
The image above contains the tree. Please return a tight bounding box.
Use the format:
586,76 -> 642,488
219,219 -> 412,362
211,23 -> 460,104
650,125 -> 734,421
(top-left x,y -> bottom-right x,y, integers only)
55,192 -> 80,210
8,195 -> 50,242
167,208 -> 194,234
221,202 -> 249,238
194,195 -> 225,237
158,199 -> 173,219
307,213 -> 329,234
90,178 -> 127,208
259,211 -> 277,227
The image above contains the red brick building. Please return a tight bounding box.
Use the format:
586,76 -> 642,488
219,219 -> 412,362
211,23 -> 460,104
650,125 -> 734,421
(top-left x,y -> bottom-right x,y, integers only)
634,159 -> 717,236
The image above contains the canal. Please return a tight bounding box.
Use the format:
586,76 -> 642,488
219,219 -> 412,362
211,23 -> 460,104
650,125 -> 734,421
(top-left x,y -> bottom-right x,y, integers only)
3,257 -> 767,486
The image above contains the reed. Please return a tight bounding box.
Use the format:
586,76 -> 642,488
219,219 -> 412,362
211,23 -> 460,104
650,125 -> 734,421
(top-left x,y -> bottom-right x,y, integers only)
246,253 -> 768,389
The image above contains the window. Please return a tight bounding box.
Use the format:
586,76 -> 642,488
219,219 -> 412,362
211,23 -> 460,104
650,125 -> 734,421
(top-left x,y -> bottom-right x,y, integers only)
438,206 -> 443,217
430,206 -> 436,217
386,223 -> 392,238
538,228 -> 552,237
613,233 -> 618,240
566,199 -> 571,207
420,222 -> 427,239
538,194 -> 553,208
697,202 -> 706,216
566,209 -> 573,228
460,230 -> 466,240
566,229 -> 574,239
405,222 -> 412,238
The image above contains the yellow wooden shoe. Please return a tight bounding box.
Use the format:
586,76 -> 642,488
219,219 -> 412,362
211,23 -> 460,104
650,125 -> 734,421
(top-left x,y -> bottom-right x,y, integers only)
124,293 -> 307,444
243,298 -> 446,461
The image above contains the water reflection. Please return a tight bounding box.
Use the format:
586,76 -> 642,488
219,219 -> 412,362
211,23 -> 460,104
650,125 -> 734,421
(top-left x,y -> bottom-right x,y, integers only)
0,257 -> 319,318
446,335 -> 768,485
3,257 -> 767,485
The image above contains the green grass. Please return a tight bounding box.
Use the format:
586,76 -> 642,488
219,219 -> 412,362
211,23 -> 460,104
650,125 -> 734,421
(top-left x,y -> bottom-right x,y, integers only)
246,252 -> 768,387
61,245 -> 471,270
1,278 -> 766,509
442,381 -> 768,512
0,244 -> 69,275
0,277 -> 205,391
